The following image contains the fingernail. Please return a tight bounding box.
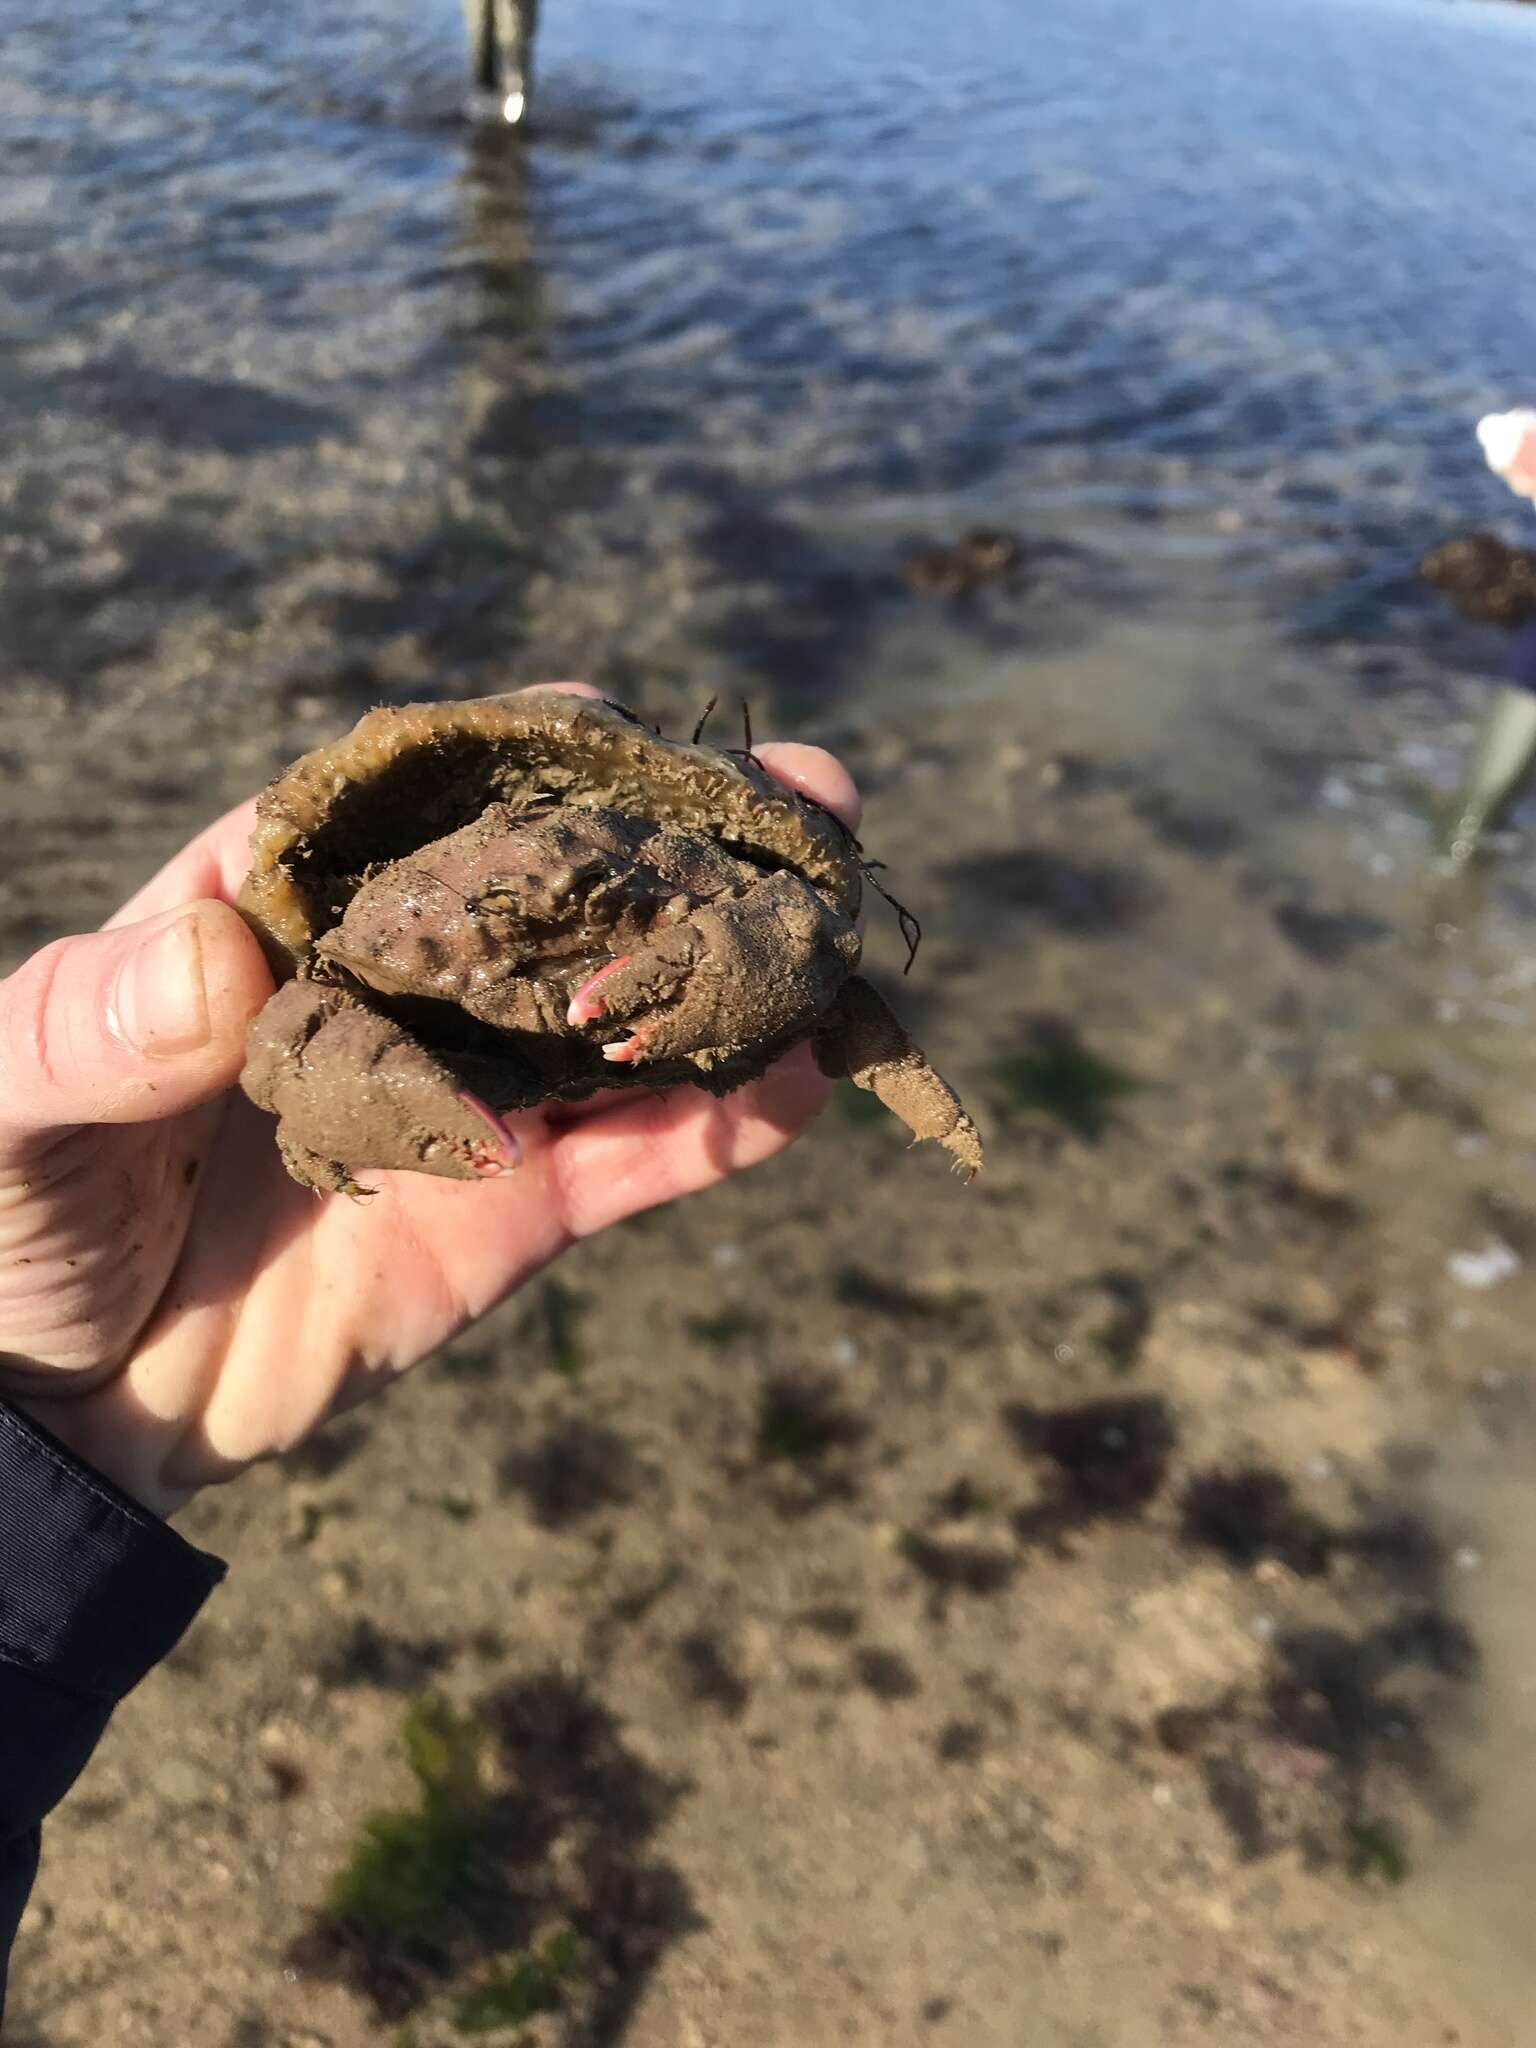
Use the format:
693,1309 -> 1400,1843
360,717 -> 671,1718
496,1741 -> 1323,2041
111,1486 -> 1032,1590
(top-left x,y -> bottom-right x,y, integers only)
115,912 -> 211,1057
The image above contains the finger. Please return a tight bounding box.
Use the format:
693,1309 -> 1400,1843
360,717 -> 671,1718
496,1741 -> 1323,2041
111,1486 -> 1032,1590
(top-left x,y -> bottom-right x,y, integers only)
0,901 -> 274,1154
752,742 -> 862,834
106,798 -> 261,929
541,1043 -> 830,1240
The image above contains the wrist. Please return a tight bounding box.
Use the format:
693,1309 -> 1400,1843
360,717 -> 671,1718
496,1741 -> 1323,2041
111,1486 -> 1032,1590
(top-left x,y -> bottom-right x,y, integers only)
5,1389 -> 192,1520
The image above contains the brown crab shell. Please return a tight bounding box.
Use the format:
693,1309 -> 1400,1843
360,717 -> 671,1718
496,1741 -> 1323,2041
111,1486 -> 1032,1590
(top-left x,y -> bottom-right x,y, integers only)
236,689 -> 864,979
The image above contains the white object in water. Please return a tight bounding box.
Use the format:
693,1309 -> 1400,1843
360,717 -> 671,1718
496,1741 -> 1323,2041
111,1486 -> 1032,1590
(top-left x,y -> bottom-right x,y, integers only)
1476,409 -> 1536,501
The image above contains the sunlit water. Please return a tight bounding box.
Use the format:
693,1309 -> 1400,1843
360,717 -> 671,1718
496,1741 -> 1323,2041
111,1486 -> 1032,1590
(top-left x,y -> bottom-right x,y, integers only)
4,0 -> 1535,719
4,0 -> 1536,2032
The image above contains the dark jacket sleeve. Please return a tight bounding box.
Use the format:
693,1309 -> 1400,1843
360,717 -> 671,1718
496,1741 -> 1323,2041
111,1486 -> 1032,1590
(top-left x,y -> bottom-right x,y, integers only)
1505,613 -> 1536,692
0,1400 -> 225,2017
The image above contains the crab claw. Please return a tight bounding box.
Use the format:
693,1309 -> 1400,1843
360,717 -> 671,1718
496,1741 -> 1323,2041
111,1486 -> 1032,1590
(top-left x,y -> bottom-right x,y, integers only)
601,1032 -> 647,1064
568,871 -> 861,1067
566,954 -> 635,1027
457,1091 -> 524,1176
242,979 -> 524,1195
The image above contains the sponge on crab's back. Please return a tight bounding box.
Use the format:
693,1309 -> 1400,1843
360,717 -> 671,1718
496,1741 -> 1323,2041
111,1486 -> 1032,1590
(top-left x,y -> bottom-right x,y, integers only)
236,690 -> 864,980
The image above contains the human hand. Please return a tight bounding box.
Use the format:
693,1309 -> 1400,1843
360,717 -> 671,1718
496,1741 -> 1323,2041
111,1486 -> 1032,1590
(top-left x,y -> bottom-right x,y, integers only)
0,686 -> 859,1516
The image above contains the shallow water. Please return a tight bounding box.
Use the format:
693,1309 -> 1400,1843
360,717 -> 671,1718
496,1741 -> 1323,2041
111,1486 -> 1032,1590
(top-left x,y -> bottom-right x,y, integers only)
4,0 -> 1536,729
4,0 -> 1536,2037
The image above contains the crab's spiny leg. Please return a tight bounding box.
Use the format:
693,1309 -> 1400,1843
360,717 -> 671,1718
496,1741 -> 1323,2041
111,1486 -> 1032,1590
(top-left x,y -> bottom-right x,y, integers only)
818,975 -> 981,1178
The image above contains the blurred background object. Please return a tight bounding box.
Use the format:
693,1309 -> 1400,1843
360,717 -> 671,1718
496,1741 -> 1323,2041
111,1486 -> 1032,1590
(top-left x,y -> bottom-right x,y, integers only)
1420,421 -> 1536,862
464,0 -> 540,124
1477,408 -> 1536,502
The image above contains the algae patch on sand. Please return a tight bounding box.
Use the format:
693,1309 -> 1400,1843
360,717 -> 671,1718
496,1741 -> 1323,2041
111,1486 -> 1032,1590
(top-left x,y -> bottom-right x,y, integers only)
992,1020 -> 1143,1140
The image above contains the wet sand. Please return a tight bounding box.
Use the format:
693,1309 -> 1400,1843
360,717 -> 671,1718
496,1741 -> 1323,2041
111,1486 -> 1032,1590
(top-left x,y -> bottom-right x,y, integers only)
7,582 -> 1536,2046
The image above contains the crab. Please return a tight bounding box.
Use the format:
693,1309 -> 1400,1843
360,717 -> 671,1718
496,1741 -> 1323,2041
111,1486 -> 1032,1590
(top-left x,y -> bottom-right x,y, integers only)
235,690 -> 982,1195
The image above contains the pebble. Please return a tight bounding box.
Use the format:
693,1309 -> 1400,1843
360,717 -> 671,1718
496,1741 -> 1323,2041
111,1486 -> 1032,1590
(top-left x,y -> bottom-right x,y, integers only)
1305,1452 -> 1334,1482
1454,1545 -> 1483,1572
1251,1614 -> 1277,1641
1447,1239 -> 1521,1290
151,1757 -> 213,1806
710,1242 -> 743,1269
828,1336 -> 859,1367
1398,741 -> 1447,775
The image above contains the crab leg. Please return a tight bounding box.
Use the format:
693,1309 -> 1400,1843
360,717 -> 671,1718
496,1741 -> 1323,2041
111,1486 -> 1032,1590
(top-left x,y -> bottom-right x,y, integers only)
816,975 -> 983,1179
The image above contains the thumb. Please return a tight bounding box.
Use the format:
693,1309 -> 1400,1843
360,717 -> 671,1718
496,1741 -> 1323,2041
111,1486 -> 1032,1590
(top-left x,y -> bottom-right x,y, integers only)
0,901 -> 274,1152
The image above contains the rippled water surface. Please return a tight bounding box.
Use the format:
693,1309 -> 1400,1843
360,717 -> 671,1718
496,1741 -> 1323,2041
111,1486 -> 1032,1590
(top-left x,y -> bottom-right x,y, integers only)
5,0 -> 1536,2037
5,0 -> 1536,725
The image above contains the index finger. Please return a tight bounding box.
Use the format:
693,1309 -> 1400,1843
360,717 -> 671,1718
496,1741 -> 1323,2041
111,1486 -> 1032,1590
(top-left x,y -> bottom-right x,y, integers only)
752,742 -> 861,836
